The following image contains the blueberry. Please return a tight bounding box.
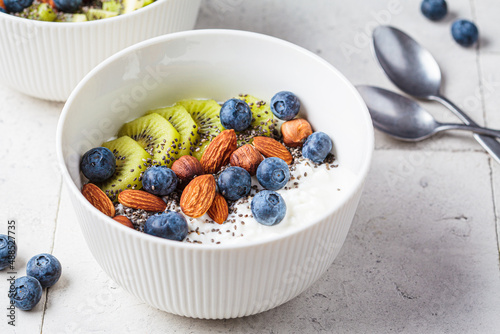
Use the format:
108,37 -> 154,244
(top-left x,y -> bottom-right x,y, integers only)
420,0 -> 447,21
53,0 -> 82,13
26,253 -> 62,288
256,157 -> 290,191
3,0 -> 33,13
251,190 -> 286,226
302,132 -> 333,163
451,19 -> 479,47
0,234 -> 16,271
144,212 -> 188,241
142,166 -> 178,196
10,276 -> 42,311
80,147 -> 116,183
270,91 -> 300,121
220,98 -> 252,131
0,7 -> 6,13
217,166 -> 252,201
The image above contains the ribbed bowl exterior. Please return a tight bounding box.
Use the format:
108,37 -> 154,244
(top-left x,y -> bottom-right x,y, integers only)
69,183 -> 364,319
56,30 -> 374,319
0,0 -> 201,102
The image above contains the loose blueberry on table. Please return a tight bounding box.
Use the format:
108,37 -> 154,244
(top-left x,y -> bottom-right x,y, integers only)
10,276 -> 43,311
420,0 -> 447,21
26,253 -> 62,288
451,19 -> 479,47
0,234 -> 16,270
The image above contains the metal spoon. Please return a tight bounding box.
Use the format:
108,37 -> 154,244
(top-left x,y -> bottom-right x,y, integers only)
372,26 -> 500,161
357,85 -> 500,141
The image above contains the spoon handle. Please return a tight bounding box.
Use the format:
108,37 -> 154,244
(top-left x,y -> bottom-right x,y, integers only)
437,123 -> 500,139
432,95 -> 500,164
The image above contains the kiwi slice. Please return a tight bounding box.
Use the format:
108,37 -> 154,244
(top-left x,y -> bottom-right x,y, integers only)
21,3 -> 57,21
102,0 -> 122,13
98,136 -> 150,201
146,105 -> 200,157
56,13 -> 88,22
35,3 -> 57,21
235,94 -> 278,145
122,0 -> 144,14
86,9 -> 118,21
117,113 -> 181,167
175,99 -> 224,160
72,14 -> 88,22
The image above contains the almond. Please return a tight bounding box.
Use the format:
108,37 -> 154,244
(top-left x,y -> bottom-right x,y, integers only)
200,129 -> 237,174
180,174 -> 216,218
113,215 -> 134,229
171,155 -> 204,188
118,190 -> 167,212
281,119 -> 313,148
82,183 -> 115,217
252,136 -> 293,164
207,193 -> 228,224
230,144 -> 264,175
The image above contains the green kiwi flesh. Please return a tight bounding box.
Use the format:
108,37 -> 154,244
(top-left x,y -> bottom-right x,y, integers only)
117,113 -> 181,167
102,0 -> 122,13
56,13 -> 88,22
35,3 -> 57,21
99,136 -> 150,202
22,3 -> 57,21
85,9 -> 118,20
175,99 -> 224,160
122,0 -> 145,14
235,94 -> 278,145
146,105 -> 200,157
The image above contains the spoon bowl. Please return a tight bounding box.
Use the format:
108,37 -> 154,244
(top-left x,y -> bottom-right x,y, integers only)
372,26 -> 442,99
372,25 -> 500,162
357,85 -> 500,141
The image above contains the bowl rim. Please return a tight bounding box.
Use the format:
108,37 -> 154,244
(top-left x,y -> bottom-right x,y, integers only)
56,29 -> 374,250
0,0 -> 177,26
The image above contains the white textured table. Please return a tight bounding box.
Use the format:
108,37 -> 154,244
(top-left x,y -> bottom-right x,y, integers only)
2,0 -> 500,333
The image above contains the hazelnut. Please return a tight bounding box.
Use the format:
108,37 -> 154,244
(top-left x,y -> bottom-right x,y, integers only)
281,118 -> 313,147
171,155 -> 204,189
230,144 -> 264,176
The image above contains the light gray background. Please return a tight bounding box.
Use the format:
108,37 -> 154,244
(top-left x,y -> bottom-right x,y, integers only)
1,0 -> 499,333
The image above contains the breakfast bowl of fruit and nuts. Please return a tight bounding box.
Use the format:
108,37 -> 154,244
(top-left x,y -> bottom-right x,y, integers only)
56,29 -> 374,319
0,0 -> 201,101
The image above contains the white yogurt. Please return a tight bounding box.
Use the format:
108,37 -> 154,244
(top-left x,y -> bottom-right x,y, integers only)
182,160 -> 357,245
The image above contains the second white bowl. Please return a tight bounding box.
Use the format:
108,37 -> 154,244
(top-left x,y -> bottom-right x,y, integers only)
0,0 -> 201,101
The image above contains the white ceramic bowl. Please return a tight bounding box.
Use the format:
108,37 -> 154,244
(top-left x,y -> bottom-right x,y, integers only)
56,29 -> 374,319
0,0 -> 201,102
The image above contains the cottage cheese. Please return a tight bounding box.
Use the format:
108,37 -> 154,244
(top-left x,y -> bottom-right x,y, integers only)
179,159 -> 356,245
